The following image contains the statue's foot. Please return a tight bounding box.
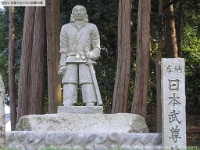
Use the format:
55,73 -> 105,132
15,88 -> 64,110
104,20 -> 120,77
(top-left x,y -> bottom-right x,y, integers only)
85,102 -> 95,106
63,103 -> 75,106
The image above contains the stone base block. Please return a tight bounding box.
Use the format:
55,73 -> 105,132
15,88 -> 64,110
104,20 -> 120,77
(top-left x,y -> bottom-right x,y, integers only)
57,106 -> 103,114
16,113 -> 149,133
6,131 -> 162,149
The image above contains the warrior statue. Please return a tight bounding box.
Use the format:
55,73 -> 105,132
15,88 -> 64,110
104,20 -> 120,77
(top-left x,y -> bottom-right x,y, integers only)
58,5 -> 102,106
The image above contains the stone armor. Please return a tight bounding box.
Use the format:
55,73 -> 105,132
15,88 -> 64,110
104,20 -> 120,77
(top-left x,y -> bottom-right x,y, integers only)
60,23 -> 100,84
59,12 -> 101,106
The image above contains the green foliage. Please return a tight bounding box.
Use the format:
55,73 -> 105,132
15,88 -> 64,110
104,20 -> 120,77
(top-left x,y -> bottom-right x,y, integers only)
179,1 -> 200,114
14,7 -> 24,74
183,26 -> 200,114
0,8 -> 9,89
0,7 -> 24,92
187,146 -> 200,150
146,0 -> 200,115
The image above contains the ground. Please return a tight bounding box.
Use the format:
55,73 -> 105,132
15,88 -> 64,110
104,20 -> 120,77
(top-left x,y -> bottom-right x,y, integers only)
146,113 -> 200,146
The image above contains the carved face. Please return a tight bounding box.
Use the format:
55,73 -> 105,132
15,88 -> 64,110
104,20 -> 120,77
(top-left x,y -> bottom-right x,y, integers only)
72,5 -> 87,21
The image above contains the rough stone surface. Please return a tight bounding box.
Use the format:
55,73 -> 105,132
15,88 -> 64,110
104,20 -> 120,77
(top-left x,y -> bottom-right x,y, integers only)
16,113 -> 149,133
0,74 -> 5,148
59,5 -> 103,106
6,131 -> 162,149
57,106 -> 103,114
161,58 -> 186,149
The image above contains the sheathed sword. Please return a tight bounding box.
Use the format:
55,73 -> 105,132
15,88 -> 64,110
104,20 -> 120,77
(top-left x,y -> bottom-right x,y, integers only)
87,60 -> 103,106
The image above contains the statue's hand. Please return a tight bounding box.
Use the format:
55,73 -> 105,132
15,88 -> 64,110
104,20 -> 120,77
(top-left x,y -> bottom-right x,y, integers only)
86,51 -> 94,60
58,65 -> 67,77
86,48 -> 100,60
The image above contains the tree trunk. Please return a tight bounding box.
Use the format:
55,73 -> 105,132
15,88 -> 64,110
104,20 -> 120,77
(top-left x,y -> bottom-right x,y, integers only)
131,0 -> 151,118
165,0 -> 178,58
17,7 -> 36,120
29,7 -> 46,114
156,0 -> 163,132
46,0 -> 61,113
177,1 -> 183,57
8,6 -> 17,130
112,0 -> 131,113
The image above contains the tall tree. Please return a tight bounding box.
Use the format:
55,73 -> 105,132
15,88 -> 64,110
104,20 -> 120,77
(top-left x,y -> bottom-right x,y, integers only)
18,7 -> 47,118
177,1 -> 184,57
17,7 -> 36,120
29,7 -> 46,114
156,0 -> 163,132
46,0 -> 61,113
8,6 -> 17,130
131,0 -> 151,118
164,0 -> 178,58
112,0 -> 131,113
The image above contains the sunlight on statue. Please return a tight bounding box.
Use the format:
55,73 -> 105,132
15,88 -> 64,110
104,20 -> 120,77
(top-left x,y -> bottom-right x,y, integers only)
58,5 -> 102,106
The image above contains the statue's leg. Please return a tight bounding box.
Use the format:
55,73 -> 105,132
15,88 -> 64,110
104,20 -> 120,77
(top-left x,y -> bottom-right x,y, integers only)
79,64 -> 97,105
81,84 -> 97,106
63,83 -> 77,106
62,64 -> 78,106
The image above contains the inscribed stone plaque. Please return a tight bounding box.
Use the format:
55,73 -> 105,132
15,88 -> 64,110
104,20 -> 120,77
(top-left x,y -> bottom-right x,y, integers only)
161,58 -> 186,149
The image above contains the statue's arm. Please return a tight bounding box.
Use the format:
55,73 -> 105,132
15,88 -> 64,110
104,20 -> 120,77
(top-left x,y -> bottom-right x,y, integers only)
59,26 -> 68,67
87,25 -> 101,60
58,25 -> 68,76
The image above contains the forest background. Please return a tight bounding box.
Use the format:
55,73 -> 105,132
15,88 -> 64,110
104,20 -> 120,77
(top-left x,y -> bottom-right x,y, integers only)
0,0 -> 199,146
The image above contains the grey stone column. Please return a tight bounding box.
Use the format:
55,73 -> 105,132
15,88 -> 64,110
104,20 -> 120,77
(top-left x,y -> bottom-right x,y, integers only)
161,58 -> 186,149
0,74 -> 5,148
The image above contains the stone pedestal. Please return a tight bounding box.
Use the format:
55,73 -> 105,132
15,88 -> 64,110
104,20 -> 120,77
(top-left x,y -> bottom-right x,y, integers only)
16,113 -> 149,133
57,106 -> 103,114
6,132 -> 162,149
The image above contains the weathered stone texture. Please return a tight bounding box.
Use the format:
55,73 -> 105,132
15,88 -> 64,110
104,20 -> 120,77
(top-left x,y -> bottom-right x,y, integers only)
57,106 -> 103,114
16,113 -> 149,133
6,131 -> 162,149
0,74 -> 5,148
161,58 -> 186,149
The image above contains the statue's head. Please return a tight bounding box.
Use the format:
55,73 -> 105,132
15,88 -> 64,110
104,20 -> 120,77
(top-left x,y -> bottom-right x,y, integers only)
70,5 -> 88,22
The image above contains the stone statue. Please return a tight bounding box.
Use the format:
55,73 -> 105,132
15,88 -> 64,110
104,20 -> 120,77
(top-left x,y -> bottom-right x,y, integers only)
58,5 -> 102,106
